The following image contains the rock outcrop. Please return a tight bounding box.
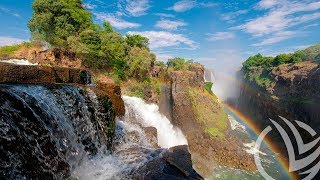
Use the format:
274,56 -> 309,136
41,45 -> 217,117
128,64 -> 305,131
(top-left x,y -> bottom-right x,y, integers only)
132,145 -> 203,180
13,47 -> 82,68
0,62 -> 91,84
164,65 -> 256,177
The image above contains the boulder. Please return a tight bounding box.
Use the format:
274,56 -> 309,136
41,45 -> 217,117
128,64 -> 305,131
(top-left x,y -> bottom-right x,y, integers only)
132,145 -> 203,180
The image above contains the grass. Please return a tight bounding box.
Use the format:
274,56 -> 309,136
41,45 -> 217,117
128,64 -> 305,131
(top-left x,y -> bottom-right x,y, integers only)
189,88 -> 228,139
0,42 -> 31,55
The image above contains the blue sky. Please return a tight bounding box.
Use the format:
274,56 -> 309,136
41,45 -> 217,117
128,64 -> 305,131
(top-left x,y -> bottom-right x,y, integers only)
0,0 -> 320,70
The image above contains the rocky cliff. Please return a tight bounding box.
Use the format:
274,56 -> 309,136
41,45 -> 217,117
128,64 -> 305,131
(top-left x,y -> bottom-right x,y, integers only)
163,64 -> 256,177
238,61 -> 320,131
237,61 -> 320,156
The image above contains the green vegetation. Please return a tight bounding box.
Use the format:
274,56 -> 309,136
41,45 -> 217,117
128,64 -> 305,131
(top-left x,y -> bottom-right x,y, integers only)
125,78 -> 161,99
189,88 -> 228,139
303,44 -> 320,61
26,0 -> 157,83
29,0 -> 92,47
0,42 -> 31,56
167,57 -> 197,71
204,82 -> 214,95
242,44 -> 320,88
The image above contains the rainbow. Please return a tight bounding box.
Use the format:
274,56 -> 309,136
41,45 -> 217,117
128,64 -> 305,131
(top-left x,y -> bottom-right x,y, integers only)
223,103 -> 298,180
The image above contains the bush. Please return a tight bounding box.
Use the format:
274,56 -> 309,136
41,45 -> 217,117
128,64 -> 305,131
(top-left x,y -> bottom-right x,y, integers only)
167,57 -> 192,71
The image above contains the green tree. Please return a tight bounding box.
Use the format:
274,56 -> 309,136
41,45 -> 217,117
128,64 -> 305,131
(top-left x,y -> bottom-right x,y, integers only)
167,57 -> 190,70
273,54 -> 292,66
100,31 -> 127,78
125,34 -> 149,49
127,47 -> 155,80
28,0 -> 92,47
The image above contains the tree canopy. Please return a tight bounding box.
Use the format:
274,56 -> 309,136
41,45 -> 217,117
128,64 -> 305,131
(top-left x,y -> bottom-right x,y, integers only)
28,0 -> 92,47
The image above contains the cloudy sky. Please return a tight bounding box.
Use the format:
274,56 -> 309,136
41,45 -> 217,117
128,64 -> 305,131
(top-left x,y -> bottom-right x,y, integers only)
0,0 -> 320,70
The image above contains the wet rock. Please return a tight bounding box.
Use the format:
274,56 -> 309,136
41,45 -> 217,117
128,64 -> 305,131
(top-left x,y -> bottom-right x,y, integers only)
142,127 -> 159,148
132,145 -> 203,180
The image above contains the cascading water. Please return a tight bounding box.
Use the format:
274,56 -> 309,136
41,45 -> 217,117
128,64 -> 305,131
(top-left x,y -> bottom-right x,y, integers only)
123,96 -> 187,148
0,83 -> 188,179
0,84 -> 112,179
73,96 -> 188,179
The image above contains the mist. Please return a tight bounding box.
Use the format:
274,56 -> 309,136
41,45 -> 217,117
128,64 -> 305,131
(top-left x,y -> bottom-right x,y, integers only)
201,48 -> 245,102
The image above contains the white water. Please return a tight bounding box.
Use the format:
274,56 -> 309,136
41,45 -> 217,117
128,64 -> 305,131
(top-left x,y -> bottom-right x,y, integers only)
0,59 -> 38,65
72,119 -> 156,179
228,115 -> 246,132
123,96 -> 188,148
72,96 -> 188,179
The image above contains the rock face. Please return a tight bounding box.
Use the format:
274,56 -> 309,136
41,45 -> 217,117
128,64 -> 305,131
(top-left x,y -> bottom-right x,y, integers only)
96,75 -> 125,117
238,61 -> 320,134
166,65 -> 256,177
0,62 -> 91,84
132,145 -> 203,180
13,47 -> 82,68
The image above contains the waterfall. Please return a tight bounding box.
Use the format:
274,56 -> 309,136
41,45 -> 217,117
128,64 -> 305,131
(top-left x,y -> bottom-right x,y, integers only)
123,96 -> 188,148
0,84 -> 111,179
72,96 -> 189,179
0,84 -> 188,179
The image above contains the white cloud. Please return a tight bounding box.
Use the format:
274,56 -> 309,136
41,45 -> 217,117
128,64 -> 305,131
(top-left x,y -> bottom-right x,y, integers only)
155,19 -> 187,30
220,10 -> 248,22
257,0 -> 280,9
155,52 -> 174,62
168,0 -> 216,12
95,13 -> 140,29
83,3 -> 96,10
127,31 -> 198,49
0,37 -> 27,47
154,13 -> 175,18
252,31 -> 297,46
232,0 -> 320,45
0,7 -> 20,17
125,0 -> 150,17
207,32 -> 235,41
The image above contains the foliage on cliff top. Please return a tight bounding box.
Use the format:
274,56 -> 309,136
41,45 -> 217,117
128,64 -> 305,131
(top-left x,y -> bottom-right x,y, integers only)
189,88 -> 228,139
25,0 -> 157,83
243,44 -> 320,71
242,44 -> 320,89
167,57 -> 199,71
122,78 -> 161,100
